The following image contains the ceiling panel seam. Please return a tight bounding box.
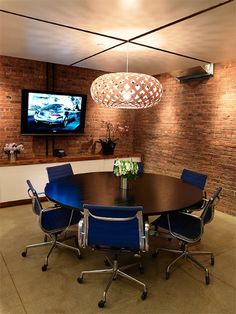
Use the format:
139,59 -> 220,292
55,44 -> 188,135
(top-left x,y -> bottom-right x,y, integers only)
0,0 -> 234,66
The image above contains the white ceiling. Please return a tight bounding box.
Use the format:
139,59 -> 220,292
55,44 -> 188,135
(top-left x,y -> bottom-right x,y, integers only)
0,0 -> 235,75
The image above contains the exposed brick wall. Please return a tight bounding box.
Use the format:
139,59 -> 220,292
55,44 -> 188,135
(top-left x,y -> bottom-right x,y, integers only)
0,56 -> 235,215
134,62 -> 236,215
0,56 -> 135,158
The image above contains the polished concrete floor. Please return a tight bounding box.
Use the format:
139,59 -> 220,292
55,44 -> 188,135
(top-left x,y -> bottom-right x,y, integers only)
0,203 -> 235,314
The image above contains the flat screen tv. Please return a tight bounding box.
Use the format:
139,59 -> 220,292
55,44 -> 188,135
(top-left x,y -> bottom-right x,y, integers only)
21,89 -> 87,135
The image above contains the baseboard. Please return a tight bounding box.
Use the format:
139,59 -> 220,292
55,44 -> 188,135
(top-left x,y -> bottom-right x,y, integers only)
0,196 -> 48,208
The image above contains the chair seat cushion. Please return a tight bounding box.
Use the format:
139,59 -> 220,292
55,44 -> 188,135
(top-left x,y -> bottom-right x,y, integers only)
41,207 -> 81,232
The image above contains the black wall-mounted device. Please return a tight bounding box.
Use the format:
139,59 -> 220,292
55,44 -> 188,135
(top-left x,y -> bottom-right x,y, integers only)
53,149 -> 66,157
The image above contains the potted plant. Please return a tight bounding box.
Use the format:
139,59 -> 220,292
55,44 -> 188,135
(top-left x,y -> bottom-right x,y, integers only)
97,120 -> 129,155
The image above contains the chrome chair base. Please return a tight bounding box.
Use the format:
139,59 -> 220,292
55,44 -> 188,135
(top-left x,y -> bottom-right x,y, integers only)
21,233 -> 81,271
77,255 -> 147,308
153,243 -> 214,285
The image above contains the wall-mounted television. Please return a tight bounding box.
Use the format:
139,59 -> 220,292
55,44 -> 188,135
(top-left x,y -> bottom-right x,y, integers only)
21,89 -> 87,135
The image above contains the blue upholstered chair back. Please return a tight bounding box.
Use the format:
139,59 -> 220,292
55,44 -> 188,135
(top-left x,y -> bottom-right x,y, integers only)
137,162 -> 144,175
47,163 -> 73,182
26,179 -> 42,216
181,169 -> 207,190
201,187 -> 222,225
81,205 -> 144,251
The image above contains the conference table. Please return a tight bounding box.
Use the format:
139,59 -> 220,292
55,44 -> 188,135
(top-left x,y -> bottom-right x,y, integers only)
44,172 -> 203,217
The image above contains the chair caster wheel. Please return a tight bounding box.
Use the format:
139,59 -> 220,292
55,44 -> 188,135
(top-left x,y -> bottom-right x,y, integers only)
42,265 -> 47,272
21,251 -> 27,257
77,277 -> 83,284
141,291 -> 147,300
205,275 -> 210,285
77,254 -> 82,259
211,257 -> 214,266
166,272 -> 170,280
98,300 -> 105,308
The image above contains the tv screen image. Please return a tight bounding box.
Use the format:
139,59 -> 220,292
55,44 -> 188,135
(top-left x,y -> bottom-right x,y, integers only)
21,90 -> 87,135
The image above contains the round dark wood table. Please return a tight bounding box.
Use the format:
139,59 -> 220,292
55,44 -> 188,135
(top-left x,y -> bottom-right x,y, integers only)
44,172 -> 203,217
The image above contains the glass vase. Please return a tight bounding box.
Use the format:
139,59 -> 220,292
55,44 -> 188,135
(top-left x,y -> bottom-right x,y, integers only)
120,176 -> 128,190
8,153 -> 17,162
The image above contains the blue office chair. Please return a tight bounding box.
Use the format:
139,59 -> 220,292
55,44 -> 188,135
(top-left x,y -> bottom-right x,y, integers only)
152,187 -> 222,284
77,204 -> 149,308
46,163 -> 73,182
151,168 -> 208,233
46,163 -> 82,244
21,180 -> 81,271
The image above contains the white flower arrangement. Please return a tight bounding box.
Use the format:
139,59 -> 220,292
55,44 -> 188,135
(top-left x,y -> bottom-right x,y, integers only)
3,143 -> 24,155
113,159 -> 139,179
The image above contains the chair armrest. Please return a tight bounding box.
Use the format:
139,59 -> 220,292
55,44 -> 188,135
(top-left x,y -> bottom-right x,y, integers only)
42,205 -> 62,212
37,192 -> 45,196
200,192 -> 208,209
78,218 -> 85,248
142,221 -> 149,252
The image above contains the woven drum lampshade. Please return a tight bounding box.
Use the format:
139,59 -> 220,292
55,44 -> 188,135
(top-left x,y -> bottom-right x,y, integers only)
90,72 -> 163,109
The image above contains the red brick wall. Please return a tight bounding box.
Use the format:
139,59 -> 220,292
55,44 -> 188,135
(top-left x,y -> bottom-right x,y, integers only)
0,56 -> 134,158
134,62 -> 236,215
0,56 -> 235,215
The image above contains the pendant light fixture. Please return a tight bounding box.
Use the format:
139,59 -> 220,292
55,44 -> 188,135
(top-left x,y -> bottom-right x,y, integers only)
90,43 -> 163,109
